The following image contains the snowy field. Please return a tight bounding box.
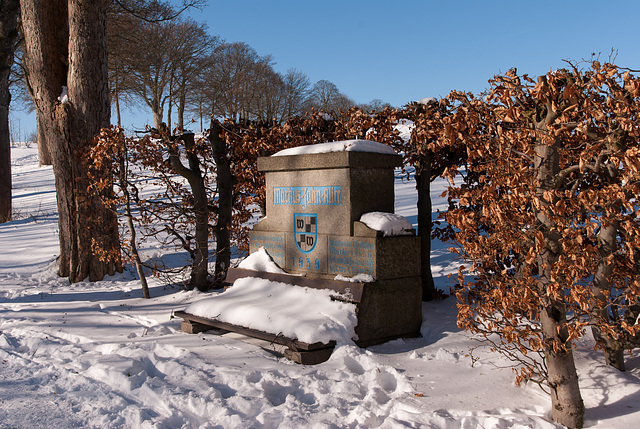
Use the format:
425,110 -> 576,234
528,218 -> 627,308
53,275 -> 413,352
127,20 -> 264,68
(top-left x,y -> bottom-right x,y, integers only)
1,144 -> 639,428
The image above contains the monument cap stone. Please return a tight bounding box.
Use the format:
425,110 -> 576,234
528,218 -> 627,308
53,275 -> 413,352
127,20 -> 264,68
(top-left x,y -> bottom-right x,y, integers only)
255,140 -> 401,239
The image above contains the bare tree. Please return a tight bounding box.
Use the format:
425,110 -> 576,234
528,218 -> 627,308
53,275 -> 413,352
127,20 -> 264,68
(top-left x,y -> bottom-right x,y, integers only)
107,1 -> 210,129
308,79 -> 339,112
124,17 -> 176,127
114,0 -> 207,23
169,19 -> 218,131
251,62 -> 285,122
119,12 -> 216,130
281,68 -> 311,118
332,92 -> 356,114
198,46 -> 314,123
307,79 -> 355,114
107,4 -> 141,127
359,98 -> 393,112
185,89 -> 210,133
202,42 -> 275,121
6,41 -> 39,140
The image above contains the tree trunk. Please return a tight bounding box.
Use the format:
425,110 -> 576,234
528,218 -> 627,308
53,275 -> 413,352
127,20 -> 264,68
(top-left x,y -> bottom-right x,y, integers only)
114,68 -> 122,127
152,107 -> 163,129
591,219 -> 625,370
167,74 -> 174,131
209,120 -> 232,286
196,99 -> 204,133
540,302 -> 585,428
21,0 -> 121,282
66,0 -> 120,281
415,154 -> 435,301
167,130 -> 210,291
21,0 -> 71,271
20,0 -> 65,169
534,134 -> 584,428
118,143 -> 149,298
115,94 -> 122,127
178,89 -> 186,132
36,113 -> 52,165
0,0 -> 20,223
184,133 -> 209,289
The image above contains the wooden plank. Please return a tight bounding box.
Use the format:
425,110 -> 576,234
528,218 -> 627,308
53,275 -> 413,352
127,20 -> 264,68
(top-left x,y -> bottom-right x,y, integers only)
174,311 -> 335,351
180,320 -> 211,334
284,347 -> 335,365
225,268 -> 365,302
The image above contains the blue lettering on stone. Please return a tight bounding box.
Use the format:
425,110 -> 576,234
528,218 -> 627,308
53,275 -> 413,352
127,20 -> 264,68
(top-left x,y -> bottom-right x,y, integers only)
273,186 -> 341,210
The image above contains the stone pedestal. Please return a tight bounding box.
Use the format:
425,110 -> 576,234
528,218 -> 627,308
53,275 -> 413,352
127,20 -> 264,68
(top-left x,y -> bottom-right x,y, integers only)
248,142 -> 422,346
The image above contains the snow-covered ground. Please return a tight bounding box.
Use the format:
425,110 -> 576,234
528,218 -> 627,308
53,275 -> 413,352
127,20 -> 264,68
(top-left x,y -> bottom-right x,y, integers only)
1,145 -> 639,428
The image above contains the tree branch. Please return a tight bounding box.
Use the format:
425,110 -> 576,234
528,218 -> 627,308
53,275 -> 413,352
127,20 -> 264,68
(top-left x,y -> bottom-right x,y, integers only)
114,0 -> 206,23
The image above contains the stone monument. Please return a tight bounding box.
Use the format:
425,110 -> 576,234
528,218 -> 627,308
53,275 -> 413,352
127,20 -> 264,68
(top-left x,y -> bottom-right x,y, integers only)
247,140 -> 422,347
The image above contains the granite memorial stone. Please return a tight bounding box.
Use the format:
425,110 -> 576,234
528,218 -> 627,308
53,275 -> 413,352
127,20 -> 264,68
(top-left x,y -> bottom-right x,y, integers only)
248,140 -> 422,346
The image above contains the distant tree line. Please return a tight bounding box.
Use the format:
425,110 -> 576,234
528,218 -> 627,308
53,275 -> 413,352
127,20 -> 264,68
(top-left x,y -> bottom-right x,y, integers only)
6,0 -> 388,146
105,8 -> 387,131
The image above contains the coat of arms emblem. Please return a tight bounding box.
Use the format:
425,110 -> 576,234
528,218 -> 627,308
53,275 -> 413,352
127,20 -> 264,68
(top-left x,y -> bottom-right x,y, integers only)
294,213 -> 317,254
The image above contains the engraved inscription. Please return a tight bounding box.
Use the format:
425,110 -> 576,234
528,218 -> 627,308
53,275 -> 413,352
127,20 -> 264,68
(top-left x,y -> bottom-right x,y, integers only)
249,232 -> 285,267
328,237 -> 375,277
273,186 -> 341,210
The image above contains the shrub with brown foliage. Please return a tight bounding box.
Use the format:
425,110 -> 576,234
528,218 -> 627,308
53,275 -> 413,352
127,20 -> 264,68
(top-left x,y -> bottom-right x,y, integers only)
447,62 -> 640,428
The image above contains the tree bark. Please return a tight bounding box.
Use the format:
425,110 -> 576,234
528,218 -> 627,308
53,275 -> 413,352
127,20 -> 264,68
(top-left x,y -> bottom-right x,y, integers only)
591,220 -> 625,370
118,142 -> 149,298
167,77 -> 173,130
209,120 -> 232,286
113,67 -> 122,127
152,108 -> 163,129
540,303 -> 585,428
177,88 -> 186,132
36,113 -> 52,165
21,0 -> 70,271
21,0 -> 121,282
0,0 -> 20,223
20,1 -> 66,168
167,130 -> 210,291
415,153 -> 435,301
534,133 -> 584,428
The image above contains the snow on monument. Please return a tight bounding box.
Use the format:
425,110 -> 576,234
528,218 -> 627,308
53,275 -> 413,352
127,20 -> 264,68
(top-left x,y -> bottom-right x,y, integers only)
178,140 -> 422,363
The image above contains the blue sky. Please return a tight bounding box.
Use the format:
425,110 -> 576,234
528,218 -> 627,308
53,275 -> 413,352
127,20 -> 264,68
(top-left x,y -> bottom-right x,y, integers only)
10,0 -> 640,137
197,0 -> 640,106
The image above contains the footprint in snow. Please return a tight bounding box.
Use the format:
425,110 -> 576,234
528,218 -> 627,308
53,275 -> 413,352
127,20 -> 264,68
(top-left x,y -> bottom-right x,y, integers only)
343,355 -> 365,375
376,370 -> 398,393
